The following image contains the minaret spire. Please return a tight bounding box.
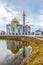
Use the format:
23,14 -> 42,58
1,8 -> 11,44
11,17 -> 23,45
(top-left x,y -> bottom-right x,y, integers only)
22,11 -> 26,26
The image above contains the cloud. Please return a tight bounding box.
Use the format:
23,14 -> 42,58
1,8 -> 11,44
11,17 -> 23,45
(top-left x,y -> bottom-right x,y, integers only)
0,4 -> 19,24
0,4 -> 20,31
0,5 -> 10,25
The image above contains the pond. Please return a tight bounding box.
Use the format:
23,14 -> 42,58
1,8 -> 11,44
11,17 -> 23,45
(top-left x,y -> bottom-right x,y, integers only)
0,40 -> 32,65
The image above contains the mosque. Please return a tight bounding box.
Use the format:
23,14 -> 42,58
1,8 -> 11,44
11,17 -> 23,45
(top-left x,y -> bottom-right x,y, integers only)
6,11 -> 30,35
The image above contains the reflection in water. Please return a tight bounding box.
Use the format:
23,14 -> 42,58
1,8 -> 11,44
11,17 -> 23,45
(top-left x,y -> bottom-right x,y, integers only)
0,40 -> 32,65
7,40 -> 29,54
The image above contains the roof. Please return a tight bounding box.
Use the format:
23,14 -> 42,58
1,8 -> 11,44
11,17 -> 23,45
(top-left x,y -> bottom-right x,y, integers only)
11,17 -> 18,23
35,30 -> 41,32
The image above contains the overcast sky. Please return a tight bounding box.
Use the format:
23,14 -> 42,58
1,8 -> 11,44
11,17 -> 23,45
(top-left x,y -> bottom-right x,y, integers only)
0,0 -> 43,31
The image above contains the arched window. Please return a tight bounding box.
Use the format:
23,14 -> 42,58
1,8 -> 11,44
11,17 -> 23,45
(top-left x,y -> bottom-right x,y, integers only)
13,27 -> 15,32
18,28 -> 20,32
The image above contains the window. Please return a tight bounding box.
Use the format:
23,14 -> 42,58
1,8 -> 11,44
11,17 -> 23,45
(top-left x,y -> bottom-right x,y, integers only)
22,33 -> 24,35
13,27 -> 15,32
16,33 -> 18,35
25,33 -> 27,35
9,33 -> 11,35
19,33 -> 21,35
12,33 -> 14,35
18,28 -> 20,32
28,31 -> 30,35
23,26 -> 25,32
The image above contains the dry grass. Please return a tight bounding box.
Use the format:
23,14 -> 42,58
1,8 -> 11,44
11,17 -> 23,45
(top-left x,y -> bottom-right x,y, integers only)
19,36 -> 43,65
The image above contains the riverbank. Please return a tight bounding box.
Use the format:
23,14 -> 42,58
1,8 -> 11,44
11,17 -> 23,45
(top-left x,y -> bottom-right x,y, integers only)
0,36 -> 43,65
20,36 -> 43,65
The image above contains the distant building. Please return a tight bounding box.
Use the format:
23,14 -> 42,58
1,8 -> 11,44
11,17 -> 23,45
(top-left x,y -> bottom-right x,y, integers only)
0,31 -> 5,35
35,29 -> 42,35
6,11 -> 30,35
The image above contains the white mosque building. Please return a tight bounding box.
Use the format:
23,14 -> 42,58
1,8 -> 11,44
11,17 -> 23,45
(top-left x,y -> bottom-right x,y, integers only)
6,11 -> 30,35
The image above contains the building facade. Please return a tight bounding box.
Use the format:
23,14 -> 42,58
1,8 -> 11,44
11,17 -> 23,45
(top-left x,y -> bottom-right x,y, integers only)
6,12 -> 30,35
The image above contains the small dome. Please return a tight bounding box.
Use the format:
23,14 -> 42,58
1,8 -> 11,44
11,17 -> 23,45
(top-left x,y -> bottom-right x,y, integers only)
25,24 -> 29,26
11,17 -> 18,23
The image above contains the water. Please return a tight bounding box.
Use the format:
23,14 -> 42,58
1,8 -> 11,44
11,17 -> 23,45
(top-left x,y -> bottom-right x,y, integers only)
0,40 -> 32,65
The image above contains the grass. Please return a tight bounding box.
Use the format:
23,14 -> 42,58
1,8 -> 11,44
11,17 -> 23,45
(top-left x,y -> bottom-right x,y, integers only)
18,36 -> 43,65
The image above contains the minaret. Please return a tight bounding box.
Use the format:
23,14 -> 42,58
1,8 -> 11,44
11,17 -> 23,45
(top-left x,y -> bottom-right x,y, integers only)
22,11 -> 26,26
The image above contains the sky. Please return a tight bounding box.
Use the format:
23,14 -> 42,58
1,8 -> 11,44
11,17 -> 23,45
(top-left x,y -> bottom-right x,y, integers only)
0,0 -> 43,31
